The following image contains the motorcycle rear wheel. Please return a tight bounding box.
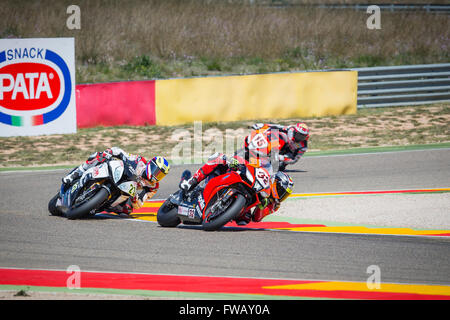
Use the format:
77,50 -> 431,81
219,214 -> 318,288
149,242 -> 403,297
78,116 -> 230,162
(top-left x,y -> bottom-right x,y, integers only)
202,193 -> 246,231
65,188 -> 109,220
157,199 -> 181,227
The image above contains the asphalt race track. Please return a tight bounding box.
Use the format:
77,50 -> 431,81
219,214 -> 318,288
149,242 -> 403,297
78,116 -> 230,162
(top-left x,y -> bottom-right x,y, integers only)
1,148 -> 449,296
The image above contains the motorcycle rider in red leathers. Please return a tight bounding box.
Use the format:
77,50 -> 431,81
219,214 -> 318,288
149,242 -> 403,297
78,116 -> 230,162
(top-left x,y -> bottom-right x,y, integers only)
180,153 -> 294,225
246,122 -> 310,171
62,147 -> 170,214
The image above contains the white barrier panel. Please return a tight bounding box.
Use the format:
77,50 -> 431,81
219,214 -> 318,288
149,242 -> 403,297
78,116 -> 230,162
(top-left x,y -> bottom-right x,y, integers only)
0,38 -> 76,136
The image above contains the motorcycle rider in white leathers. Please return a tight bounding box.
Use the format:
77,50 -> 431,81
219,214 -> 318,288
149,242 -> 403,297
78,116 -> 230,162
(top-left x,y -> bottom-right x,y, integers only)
62,147 -> 170,214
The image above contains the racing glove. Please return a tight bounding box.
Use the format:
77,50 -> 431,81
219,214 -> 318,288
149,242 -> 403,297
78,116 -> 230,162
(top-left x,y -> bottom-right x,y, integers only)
258,197 -> 269,209
273,200 -> 281,212
109,198 -> 133,215
97,151 -> 112,163
227,157 -> 240,170
235,209 -> 252,226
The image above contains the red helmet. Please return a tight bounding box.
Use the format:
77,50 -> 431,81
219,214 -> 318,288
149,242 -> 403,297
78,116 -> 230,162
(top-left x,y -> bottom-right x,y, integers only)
292,122 -> 310,142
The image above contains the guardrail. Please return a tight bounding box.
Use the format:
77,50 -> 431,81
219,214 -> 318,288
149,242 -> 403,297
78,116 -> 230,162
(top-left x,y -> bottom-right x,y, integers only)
353,63 -> 450,108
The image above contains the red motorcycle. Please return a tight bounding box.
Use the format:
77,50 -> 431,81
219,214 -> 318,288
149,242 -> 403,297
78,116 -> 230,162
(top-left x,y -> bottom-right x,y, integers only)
157,163 -> 271,231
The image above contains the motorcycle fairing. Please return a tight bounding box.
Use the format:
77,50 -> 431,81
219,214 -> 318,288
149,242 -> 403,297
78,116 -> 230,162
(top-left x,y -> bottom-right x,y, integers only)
202,171 -> 247,205
58,160 -> 125,212
200,169 -> 259,220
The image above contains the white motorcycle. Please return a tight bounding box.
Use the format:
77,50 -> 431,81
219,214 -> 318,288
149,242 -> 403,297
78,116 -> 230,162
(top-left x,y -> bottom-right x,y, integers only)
48,159 -> 139,219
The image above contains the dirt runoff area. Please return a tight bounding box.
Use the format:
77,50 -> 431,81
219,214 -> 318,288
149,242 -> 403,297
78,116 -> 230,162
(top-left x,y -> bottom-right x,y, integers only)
0,104 -> 449,168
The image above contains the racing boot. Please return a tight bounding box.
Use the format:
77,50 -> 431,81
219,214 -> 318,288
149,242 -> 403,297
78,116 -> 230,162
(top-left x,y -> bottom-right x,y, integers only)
108,198 -> 133,215
62,165 -> 85,186
235,209 -> 252,226
180,154 -> 228,192
180,176 -> 198,192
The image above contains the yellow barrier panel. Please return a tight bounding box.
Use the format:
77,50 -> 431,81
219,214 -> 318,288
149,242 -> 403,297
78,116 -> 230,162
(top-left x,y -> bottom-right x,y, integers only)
155,71 -> 357,125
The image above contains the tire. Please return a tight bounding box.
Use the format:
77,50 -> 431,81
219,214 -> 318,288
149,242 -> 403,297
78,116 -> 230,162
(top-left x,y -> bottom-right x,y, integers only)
202,193 -> 246,231
157,199 -> 181,227
65,188 -> 109,220
48,193 -> 63,216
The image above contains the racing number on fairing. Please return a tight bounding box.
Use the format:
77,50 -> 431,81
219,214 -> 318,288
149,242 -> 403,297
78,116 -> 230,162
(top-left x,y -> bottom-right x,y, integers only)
256,169 -> 270,188
251,133 -> 268,148
128,184 -> 136,197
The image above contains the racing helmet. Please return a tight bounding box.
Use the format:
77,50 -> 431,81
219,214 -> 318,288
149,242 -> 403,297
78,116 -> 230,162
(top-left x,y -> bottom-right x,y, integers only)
292,122 -> 310,142
145,156 -> 170,182
271,171 -> 294,202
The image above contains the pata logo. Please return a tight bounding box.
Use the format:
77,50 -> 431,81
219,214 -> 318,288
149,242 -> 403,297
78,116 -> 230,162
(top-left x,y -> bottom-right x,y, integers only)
0,46 -> 72,127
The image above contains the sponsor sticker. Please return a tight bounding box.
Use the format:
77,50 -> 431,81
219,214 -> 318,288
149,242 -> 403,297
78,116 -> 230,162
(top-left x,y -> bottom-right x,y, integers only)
178,206 -> 189,216
178,206 -> 196,219
198,194 -> 205,210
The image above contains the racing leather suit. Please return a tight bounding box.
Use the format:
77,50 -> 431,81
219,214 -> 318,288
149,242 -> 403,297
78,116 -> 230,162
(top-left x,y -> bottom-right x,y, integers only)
180,153 -> 278,225
245,196 -> 281,224
248,123 -> 308,170
180,153 -> 241,190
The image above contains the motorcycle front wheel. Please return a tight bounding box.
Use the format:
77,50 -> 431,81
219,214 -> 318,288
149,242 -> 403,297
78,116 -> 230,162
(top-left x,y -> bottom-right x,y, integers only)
48,193 -> 63,216
202,193 -> 246,231
157,198 -> 181,227
65,188 -> 109,220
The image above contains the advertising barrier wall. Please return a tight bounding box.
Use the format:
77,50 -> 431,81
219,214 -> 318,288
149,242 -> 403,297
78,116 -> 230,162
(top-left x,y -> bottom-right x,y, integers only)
155,71 -> 357,126
75,70 -> 357,128
76,80 -> 156,128
0,38 -> 76,136
1,39 -> 356,133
